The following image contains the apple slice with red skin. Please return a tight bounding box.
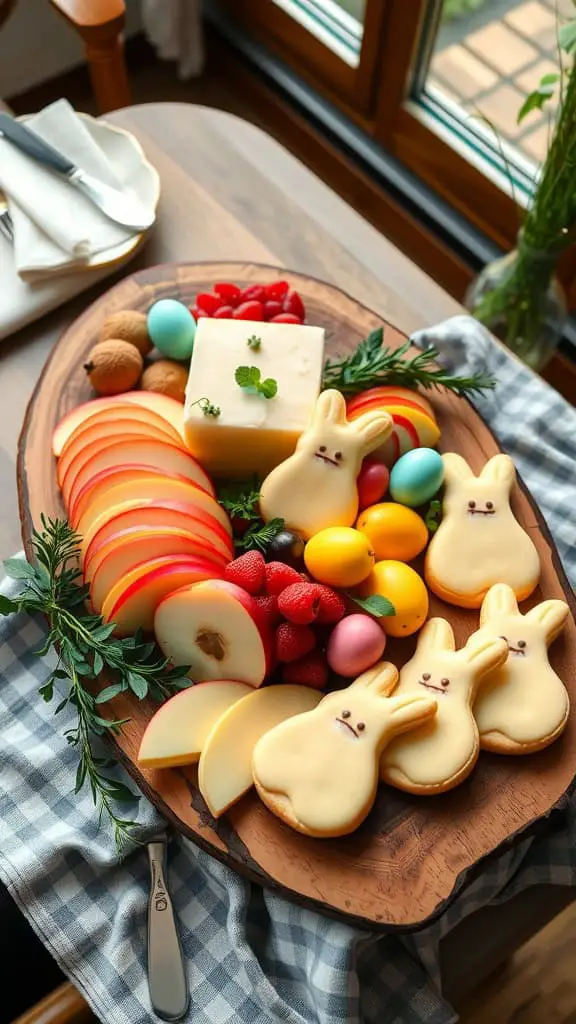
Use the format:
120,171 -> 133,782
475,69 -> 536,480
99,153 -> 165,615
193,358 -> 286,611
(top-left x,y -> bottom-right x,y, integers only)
83,500 -> 234,568
90,527 -> 229,613
155,579 -> 273,688
61,436 -> 215,507
347,398 -> 440,448
57,420 -> 187,489
52,391 -> 186,457
137,680 -> 253,769
85,522 -> 229,584
101,556 -> 222,636
59,402 -> 184,456
347,386 -> 435,419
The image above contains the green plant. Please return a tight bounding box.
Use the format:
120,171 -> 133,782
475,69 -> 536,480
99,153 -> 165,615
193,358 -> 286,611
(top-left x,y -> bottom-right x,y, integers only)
441,0 -> 486,23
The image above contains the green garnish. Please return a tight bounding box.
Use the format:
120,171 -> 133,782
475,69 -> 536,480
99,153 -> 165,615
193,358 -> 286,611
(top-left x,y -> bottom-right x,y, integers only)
235,518 -> 285,555
217,477 -> 261,522
348,593 -> 396,617
425,499 -> 443,533
0,517 -> 191,852
235,365 -> 278,399
247,335 -> 262,351
322,328 -> 496,398
191,397 -> 221,417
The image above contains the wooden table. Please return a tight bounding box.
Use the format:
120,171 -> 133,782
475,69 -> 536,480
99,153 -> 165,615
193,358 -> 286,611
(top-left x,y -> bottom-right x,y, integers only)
0,102 -> 571,1004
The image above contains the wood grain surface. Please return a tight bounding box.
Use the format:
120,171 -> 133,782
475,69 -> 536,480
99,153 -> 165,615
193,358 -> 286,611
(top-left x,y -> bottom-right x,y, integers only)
17,260 -> 576,931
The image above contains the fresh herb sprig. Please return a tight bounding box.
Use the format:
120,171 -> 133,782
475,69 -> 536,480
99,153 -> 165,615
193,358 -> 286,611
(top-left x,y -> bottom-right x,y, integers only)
0,517 -> 191,852
322,328 -> 496,398
235,366 -> 278,399
247,335 -> 262,351
235,518 -> 285,555
217,477 -> 261,523
190,397 -> 221,417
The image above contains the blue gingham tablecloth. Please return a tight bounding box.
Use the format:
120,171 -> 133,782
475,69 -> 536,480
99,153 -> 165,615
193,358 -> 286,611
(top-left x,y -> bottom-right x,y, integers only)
1,316 -> 576,1024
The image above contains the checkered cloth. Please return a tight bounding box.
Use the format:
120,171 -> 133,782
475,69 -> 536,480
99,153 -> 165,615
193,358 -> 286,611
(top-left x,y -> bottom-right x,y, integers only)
1,316 -> 576,1024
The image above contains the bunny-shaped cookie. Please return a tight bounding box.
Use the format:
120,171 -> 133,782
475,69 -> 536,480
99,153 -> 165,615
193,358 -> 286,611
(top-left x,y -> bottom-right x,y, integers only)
252,662 -> 436,837
425,453 -> 541,608
472,584 -> 569,754
381,619 -> 508,794
259,389 -> 392,539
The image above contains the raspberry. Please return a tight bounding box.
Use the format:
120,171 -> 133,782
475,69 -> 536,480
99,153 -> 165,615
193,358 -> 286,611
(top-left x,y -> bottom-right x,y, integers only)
264,561 -> 302,596
315,585 -> 347,624
282,651 -> 328,689
275,623 -> 316,663
278,582 -> 320,625
223,550 -> 266,595
253,594 -> 280,629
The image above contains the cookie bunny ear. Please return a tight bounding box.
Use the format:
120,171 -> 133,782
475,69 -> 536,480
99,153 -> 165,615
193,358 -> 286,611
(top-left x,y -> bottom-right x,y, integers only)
524,600 -> 570,644
387,693 -> 437,734
350,409 -> 393,454
480,584 -> 519,625
479,454 -> 516,489
442,453 -> 475,488
463,635 -> 508,676
352,661 -> 398,695
416,617 -> 455,654
311,389 -> 347,427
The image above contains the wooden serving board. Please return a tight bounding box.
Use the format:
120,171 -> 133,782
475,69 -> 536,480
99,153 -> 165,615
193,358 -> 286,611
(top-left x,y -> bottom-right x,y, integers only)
18,262 -> 576,931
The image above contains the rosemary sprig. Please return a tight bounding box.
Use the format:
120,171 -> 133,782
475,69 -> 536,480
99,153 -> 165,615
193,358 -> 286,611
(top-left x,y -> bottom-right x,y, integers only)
234,518 -> 285,555
322,328 -> 496,398
0,516 -> 191,852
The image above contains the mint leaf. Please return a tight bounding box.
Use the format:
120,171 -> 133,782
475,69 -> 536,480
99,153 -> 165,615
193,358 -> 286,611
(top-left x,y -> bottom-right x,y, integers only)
349,593 -> 395,617
235,365 -> 260,389
260,378 -> 278,399
3,558 -> 36,580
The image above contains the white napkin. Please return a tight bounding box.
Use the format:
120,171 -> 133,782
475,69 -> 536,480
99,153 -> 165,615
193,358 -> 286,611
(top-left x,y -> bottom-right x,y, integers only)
0,99 -> 148,281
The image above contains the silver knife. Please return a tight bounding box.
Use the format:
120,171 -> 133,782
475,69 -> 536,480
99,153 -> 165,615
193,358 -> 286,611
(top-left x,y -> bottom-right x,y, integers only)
0,113 -> 155,232
147,837 -> 189,1021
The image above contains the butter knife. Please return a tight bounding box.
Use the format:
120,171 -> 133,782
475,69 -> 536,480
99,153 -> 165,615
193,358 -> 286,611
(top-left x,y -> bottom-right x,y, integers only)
147,837 -> 189,1021
0,113 -> 154,232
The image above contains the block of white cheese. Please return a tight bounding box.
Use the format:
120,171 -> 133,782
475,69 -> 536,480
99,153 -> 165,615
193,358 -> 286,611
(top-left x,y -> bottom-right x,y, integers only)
184,318 -> 325,478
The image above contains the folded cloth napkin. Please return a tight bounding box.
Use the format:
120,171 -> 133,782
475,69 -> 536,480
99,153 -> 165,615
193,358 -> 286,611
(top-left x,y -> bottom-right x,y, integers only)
1,318 -> 576,1024
0,99 -> 151,281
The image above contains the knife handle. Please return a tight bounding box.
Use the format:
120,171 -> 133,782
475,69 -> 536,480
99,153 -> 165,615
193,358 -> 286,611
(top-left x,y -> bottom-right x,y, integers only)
0,114 -> 75,176
147,839 -> 189,1021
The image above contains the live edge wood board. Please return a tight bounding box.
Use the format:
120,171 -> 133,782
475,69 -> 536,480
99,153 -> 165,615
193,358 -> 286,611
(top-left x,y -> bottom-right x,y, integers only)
17,262 -> 576,932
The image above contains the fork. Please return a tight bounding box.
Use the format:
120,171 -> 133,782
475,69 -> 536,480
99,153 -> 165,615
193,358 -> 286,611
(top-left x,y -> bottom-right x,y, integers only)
0,195 -> 14,243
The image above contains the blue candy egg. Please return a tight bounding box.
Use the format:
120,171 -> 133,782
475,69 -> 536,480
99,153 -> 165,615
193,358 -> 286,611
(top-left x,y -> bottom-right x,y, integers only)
389,448 -> 444,508
147,299 -> 196,361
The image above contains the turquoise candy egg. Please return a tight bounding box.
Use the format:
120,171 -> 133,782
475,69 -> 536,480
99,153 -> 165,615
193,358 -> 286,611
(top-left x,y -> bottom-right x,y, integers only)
389,448 -> 444,508
147,299 -> 196,360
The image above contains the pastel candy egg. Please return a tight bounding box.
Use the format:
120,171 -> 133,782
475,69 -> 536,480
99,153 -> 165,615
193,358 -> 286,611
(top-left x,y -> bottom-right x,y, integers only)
147,299 -> 196,360
327,614 -> 386,677
389,448 -> 444,508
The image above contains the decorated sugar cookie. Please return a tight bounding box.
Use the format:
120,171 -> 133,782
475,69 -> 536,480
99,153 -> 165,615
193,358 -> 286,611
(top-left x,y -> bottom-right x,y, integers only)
425,453 -> 540,608
252,662 -> 437,838
472,584 -> 570,754
259,389 -> 392,540
381,619 -> 508,794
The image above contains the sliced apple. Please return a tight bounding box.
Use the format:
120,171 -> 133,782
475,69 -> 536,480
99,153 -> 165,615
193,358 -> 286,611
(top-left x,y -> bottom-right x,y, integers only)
347,407 -> 401,466
59,402 -> 184,456
347,386 -> 435,419
138,680 -> 253,769
58,421 -> 187,489
198,685 -> 322,817
155,579 -> 272,688
52,391 -> 186,457
101,556 -> 222,635
83,500 -> 234,566
85,522 -> 229,582
348,399 -> 439,449
90,528 -> 229,613
69,465 -> 205,528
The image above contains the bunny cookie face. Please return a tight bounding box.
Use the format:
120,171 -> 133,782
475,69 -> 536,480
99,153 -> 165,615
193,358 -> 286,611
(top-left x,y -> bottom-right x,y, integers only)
472,584 -> 570,754
252,662 -> 436,837
381,618 -> 508,794
425,453 -> 541,608
259,390 -> 392,540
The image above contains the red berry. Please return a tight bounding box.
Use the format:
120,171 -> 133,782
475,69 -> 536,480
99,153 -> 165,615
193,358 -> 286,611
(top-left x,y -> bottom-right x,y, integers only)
357,458 -> 390,510
213,305 -> 234,319
233,300 -> 264,321
269,313 -> 302,324
190,306 -> 209,319
263,300 -> 283,320
214,282 -> 241,306
283,289 -> 305,320
275,622 -> 316,663
282,651 -> 328,689
196,292 -> 221,315
264,280 -> 289,300
253,594 -> 281,630
224,550 -> 266,595
240,284 -> 266,303
278,582 -> 321,625
264,561 -> 303,596
315,585 -> 347,624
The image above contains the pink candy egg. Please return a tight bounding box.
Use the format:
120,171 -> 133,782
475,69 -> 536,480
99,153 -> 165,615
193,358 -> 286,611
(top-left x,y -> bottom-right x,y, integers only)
327,614 -> 387,677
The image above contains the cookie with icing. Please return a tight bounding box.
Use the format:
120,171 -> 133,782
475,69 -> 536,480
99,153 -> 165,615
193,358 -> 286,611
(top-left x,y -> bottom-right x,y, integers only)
381,618 -> 508,794
472,584 -> 570,754
425,453 -> 541,608
252,662 -> 436,838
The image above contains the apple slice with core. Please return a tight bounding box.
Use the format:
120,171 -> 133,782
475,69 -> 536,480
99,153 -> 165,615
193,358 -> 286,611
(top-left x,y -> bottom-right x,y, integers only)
101,556 -> 222,635
90,528 -> 229,613
59,402 -> 184,455
138,680 -> 253,768
57,420 -> 186,488
69,463 -> 216,528
52,391 -> 186,456
198,685 -> 322,817
83,500 -> 234,566
155,579 -> 272,688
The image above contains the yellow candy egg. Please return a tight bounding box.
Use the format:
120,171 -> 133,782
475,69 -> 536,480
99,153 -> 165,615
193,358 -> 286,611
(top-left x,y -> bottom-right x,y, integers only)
356,503 -> 428,563
304,527 -> 375,588
359,560 -> 428,637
